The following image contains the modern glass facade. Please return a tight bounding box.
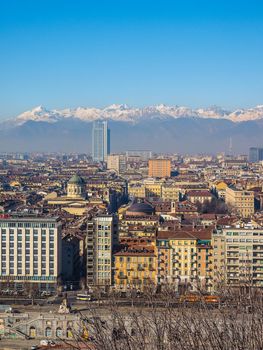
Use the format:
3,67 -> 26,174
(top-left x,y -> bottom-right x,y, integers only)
249,147 -> 263,163
92,121 -> 110,162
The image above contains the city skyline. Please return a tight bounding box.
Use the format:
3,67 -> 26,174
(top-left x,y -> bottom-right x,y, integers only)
1,0 -> 263,119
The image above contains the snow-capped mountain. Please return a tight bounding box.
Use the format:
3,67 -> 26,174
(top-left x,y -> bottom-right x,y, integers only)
1,104 -> 263,154
5,104 -> 263,127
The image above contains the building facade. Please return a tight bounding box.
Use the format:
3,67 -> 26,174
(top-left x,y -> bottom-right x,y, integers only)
114,238 -> 157,290
86,215 -> 118,288
0,216 -> 62,290
225,187 -> 254,218
148,159 -> 171,178
213,226 -> 263,288
92,121 -> 110,162
107,154 -> 127,174
249,147 -> 263,163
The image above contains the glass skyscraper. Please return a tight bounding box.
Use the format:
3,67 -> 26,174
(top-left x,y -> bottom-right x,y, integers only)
249,147 -> 263,163
92,121 -> 110,162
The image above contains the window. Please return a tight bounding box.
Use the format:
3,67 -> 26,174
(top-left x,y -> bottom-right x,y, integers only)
56,328 -> 62,337
29,326 -> 36,338
45,327 -> 52,337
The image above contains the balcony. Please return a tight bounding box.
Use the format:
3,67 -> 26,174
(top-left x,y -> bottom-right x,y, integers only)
118,274 -> 127,279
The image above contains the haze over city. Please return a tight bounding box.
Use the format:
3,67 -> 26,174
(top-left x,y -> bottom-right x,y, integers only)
1,1 -> 263,350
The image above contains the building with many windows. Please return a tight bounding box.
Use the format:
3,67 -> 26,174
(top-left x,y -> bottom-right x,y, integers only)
107,154 -> 127,174
157,229 -> 213,292
225,186 -> 254,218
213,225 -> 263,288
148,159 -> 171,178
249,147 -> 263,163
0,215 -> 62,290
114,237 -> 157,291
86,215 -> 118,288
92,121 -> 110,162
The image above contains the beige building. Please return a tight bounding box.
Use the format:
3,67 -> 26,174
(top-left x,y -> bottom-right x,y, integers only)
47,174 -> 89,216
187,190 -> 213,204
148,159 -> 171,178
213,226 -> 263,288
157,230 -> 213,292
107,154 -> 127,174
128,184 -> 146,198
129,181 -> 179,201
0,216 -> 62,290
161,185 -> 180,201
67,174 -> 86,198
225,186 -> 254,218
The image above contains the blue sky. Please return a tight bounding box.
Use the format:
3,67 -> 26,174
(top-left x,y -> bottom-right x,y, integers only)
0,0 -> 263,119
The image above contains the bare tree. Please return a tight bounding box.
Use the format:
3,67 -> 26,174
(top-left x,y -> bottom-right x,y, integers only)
65,287 -> 263,350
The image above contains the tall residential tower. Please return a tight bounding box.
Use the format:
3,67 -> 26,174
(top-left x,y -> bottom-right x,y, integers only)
92,121 -> 110,162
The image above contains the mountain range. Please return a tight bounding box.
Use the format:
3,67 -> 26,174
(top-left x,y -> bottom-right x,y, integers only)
0,104 -> 263,153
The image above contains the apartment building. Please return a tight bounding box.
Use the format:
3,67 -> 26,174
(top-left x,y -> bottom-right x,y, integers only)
0,215 -> 62,290
107,154 -> 127,174
114,238 -> 157,290
128,184 -> 146,198
187,190 -> 214,204
225,186 -> 254,218
86,215 -> 118,288
213,225 -> 263,288
161,185 -> 180,201
128,181 -> 179,201
157,229 -> 213,292
148,159 -> 171,178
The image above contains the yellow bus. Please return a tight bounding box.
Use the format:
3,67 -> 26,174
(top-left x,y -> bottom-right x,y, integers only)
76,293 -> 92,301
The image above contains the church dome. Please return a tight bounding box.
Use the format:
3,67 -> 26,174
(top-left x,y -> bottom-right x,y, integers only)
68,174 -> 85,185
127,201 -> 154,216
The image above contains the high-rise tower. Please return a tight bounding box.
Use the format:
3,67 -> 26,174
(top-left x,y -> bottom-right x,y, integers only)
92,121 -> 110,162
